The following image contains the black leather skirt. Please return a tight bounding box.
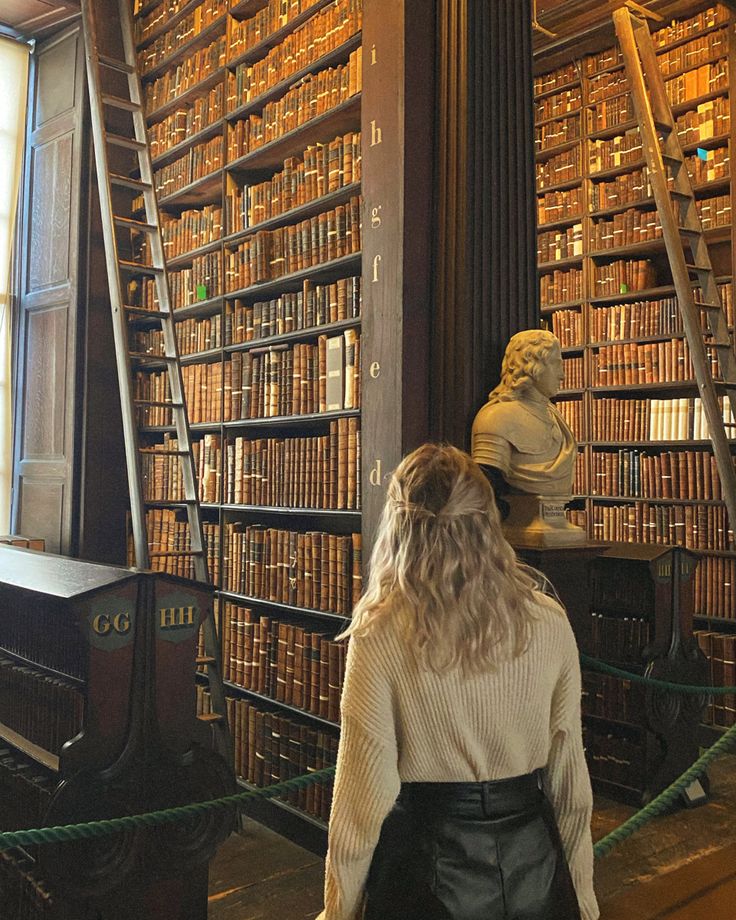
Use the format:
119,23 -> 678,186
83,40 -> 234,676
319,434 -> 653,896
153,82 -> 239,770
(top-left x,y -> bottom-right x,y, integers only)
364,771 -> 581,920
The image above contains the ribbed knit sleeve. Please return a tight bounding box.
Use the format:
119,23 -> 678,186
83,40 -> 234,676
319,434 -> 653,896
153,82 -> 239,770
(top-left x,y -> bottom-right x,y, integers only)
543,620 -> 599,920
318,635 -> 400,920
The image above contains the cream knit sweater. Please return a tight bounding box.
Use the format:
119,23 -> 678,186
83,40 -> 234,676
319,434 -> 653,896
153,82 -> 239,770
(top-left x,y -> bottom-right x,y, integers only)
317,593 -> 599,920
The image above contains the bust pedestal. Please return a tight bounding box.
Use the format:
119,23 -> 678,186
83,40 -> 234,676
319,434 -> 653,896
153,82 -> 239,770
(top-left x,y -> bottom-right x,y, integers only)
502,494 -> 586,548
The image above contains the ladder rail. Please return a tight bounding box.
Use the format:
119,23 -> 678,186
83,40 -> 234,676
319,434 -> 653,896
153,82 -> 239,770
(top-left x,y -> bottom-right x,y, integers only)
613,4 -> 736,548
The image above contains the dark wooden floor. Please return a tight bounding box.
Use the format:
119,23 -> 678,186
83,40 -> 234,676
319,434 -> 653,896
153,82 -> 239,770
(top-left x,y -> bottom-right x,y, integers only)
208,754 -> 736,919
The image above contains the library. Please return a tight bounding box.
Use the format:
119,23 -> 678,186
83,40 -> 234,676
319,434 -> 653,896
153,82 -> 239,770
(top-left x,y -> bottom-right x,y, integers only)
0,0 -> 735,917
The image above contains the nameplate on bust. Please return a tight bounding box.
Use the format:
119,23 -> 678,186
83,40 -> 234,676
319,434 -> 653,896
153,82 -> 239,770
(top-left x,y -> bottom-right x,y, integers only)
541,501 -> 566,522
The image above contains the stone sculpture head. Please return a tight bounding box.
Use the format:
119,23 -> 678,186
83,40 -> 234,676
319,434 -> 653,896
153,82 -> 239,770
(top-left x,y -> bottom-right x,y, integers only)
488,329 -> 564,404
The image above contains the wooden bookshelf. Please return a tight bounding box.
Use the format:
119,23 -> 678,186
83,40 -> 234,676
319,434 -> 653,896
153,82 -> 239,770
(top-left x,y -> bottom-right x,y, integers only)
536,2 -> 736,753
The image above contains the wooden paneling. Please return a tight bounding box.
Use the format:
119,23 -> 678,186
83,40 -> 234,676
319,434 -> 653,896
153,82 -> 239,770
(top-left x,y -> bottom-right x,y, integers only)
12,25 -> 85,554
0,0 -> 80,41
431,0 -> 538,447
360,0 -> 434,544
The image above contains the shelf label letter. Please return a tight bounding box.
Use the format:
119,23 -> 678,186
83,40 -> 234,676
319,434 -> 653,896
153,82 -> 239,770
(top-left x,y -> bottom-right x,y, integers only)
369,361 -> 381,379
372,254 -> 382,283
370,120 -> 382,146
371,43 -> 377,65
371,205 -> 382,228
370,459 -> 383,486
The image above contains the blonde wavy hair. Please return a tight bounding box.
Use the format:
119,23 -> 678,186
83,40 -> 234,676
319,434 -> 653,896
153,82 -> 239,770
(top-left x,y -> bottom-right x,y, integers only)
488,329 -> 559,404
340,444 -> 552,672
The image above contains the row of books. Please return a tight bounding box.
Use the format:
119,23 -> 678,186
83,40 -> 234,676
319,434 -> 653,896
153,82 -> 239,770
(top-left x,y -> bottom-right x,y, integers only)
583,672 -> 644,726
667,57 -> 729,107
694,557 -> 735,620
582,5 -> 728,75
133,511 -> 221,581
696,193 -> 731,230
148,83 -> 225,162
591,449 -> 725,502
0,746 -> 53,832
134,361 -> 217,426
161,204 -> 224,261
592,259 -> 657,298
0,606 -> 85,683
587,70 -> 627,105
226,419 -> 360,509
225,330 -> 360,419
0,658 -> 83,757
534,114 -> 580,153
152,136 -> 224,200
554,399 -> 584,441
134,0 -> 224,45
0,849 -> 56,920
591,196 -> 730,250
549,308 -> 582,348
226,132 -> 362,234
536,146 -> 581,190
223,524 -> 360,615
676,97 -> 730,145
590,501 -> 733,551
534,86 -> 582,124
589,286 -> 734,340
540,267 -> 583,307
573,450 -> 585,495
590,396 -> 734,441
225,0 -> 330,63
145,36 -> 227,118
537,223 -> 583,263
587,95 -> 634,134
587,613 -> 651,665
537,186 -> 584,225
224,197 -> 361,290
137,0 -> 228,75
141,433 -> 222,503
591,339 -> 719,386
132,313 -> 223,358
694,629 -> 736,727
226,50 -> 362,160
584,724 -> 645,793
223,603 -> 346,722
228,695 -> 337,822
534,61 -> 578,98
562,356 -> 583,390
135,250 -> 222,310
591,166 -> 653,211
224,276 -> 361,343
227,0 -> 361,110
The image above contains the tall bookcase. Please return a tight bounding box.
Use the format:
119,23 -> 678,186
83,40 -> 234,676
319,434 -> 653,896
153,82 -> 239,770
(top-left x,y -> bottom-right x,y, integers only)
125,0 -> 432,851
534,2 -> 736,760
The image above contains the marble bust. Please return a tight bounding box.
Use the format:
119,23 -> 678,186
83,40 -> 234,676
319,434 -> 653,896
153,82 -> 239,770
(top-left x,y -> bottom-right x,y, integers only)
471,329 -> 584,547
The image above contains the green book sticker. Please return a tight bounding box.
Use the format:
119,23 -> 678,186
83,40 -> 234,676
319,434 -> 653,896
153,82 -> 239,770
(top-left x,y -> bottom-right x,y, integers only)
620,283 -> 628,293
196,284 -> 208,301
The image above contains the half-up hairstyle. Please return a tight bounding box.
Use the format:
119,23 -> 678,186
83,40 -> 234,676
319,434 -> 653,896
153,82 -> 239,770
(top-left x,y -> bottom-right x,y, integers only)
340,444 -> 552,673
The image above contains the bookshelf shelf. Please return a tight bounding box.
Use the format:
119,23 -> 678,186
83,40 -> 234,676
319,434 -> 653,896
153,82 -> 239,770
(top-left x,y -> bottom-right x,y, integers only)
535,137 -> 581,162
221,504 -> 361,519
536,107 -> 582,130
135,0 -> 162,20
157,170 -> 224,210
589,495 -> 726,507
0,720 -> 59,773
534,77 -> 582,101
588,226 -> 731,259
146,66 -> 226,126
225,93 -> 361,172
223,182 -> 361,247
582,712 -> 647,733
538,254 -> 583,271
536,176 -> 583,195
590,380 -> 704,394
541,297 -> 586,312
537,213 -> 585,232
586,440 -> 724,448
228,35 -> 361,120
166,238 -> 223,269
228,0 -> 269,19
224,681 -> 340,730
0,645 -> 85,688
140,14 -> 228,84
223,408 -> 361,430
224,317 -> 361,352
219,591 -> 351,625
224,252 -> 362,300
151,118 -> 226,170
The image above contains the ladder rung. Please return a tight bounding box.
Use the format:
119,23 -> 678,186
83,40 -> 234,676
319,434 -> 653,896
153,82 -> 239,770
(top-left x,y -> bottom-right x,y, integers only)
98,55 -> 135,75
685,263 -> 712,274
101,93 -> 142,113
654,119 -> 674,134
197,713 -> 224,724
110,174 -> 152,193
119,260 -> 162,275
670,188 -> 694,200
129,350 -> 172,361
196,656 -> 216,665
107,133 -> 146,152
678,225 -> 701,237
124,305 -> 168,318
115,216 -> 158,234
149,550 -> 204,558
662,152 -> 682,165
693,300 -> 721,310
133,398 -> 183,408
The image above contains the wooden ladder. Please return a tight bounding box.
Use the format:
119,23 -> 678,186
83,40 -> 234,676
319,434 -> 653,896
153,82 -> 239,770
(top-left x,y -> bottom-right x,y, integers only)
79,0 -> 231,756
613,1 -> 736,548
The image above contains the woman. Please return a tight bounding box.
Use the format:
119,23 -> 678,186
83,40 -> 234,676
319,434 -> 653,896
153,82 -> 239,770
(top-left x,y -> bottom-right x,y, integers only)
316,444 -> 598,920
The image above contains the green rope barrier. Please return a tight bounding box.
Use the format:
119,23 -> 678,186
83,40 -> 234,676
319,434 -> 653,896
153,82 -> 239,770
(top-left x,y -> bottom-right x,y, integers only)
0,764 -> 336,852
594,719 -> 736,858
581,653 -> 736,695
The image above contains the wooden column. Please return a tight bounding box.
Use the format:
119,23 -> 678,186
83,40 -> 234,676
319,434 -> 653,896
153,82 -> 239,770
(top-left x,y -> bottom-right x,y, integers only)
360,0 -> 435,545
431,0 -> 538,447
